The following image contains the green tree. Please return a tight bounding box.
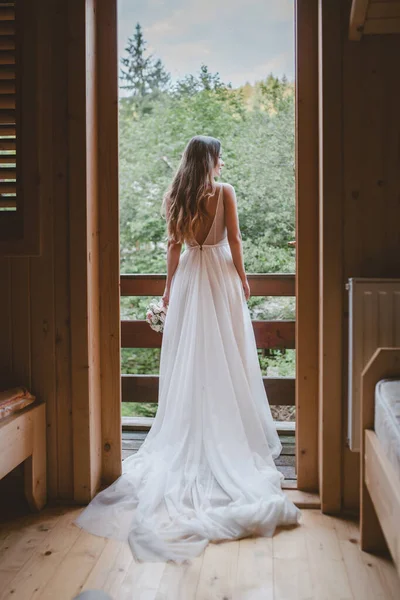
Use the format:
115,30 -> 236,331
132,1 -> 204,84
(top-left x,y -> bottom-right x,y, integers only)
117,30 -> 296,418
120,23 -> 171,115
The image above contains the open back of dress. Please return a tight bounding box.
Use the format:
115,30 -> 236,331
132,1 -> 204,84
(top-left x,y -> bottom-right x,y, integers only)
74,182 -> 301,564
187,182 -> 227,248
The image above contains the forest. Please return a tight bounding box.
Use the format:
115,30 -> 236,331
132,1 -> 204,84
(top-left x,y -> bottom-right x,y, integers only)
119,24 -> 296,419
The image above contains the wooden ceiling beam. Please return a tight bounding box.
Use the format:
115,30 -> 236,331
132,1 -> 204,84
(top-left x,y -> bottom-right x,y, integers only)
364,17 -> 400,34
350,0 -> 400,40
349,0 -> 369,40
368,2 -> 400,20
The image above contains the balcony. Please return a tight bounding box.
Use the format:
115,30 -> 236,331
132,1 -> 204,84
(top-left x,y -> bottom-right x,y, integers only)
120,272 -> 296,486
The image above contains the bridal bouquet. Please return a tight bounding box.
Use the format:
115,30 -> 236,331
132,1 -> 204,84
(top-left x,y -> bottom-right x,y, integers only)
145,298 -> 167,333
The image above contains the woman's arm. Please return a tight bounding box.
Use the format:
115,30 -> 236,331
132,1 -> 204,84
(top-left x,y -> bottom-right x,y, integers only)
166,242 -> 183,289
224,184 -> 250,300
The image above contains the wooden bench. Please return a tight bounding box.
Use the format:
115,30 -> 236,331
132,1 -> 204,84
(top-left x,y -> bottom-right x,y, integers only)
0,401 -> 47,511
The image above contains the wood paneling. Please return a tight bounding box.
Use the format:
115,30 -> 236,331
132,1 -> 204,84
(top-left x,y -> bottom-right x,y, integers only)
342,0 -> 366,514
0,0 -> 118,503
320,0 -> 400,512
0,257 -> 11,388
368,2 -> 400,19
52,0 -> 73,501
30,0 -> 57,499
342,19 -> 400,510
10,258 -> 31,390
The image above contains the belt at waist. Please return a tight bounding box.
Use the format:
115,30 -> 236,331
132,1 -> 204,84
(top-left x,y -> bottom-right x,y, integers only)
186,239 -> 229,250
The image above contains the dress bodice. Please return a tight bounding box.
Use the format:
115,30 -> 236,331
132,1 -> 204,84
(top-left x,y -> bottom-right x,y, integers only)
185,183 -> 228,248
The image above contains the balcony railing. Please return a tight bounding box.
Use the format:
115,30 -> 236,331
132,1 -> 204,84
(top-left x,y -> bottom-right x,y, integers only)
120,273 -> 296,409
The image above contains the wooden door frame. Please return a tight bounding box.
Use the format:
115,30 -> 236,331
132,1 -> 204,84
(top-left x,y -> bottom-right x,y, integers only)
317,0 -> 343,512
295,0 -> 320,493
87,0 -> 323,499
96,1 -> 122,487
296,0 -> 344,510
69,0 -> 121,502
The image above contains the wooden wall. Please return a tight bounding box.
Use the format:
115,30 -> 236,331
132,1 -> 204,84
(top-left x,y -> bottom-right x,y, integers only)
320,0 -> 400,511
0,0 -> 121,504
341,3 -> 400,509
0,0 -> 73,502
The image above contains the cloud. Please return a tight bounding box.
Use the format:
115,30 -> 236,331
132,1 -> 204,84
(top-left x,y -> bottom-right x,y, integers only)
225,52 -> 294,86
118,0 -> 294,87
145,0 -> 294,41
147,40 -> 212,78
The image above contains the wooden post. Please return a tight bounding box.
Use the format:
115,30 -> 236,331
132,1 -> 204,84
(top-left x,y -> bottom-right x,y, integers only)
318,0 -> 343,512
96,0 -> 122,484
68,0 -> 102,503
295,0 -> 319,492
68,0 -> 121,501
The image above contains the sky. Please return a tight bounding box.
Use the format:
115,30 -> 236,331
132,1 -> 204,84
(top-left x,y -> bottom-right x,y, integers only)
118,0 -> 295,89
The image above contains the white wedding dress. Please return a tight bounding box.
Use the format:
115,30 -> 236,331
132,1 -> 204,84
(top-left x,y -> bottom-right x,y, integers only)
74,182 -> 302,564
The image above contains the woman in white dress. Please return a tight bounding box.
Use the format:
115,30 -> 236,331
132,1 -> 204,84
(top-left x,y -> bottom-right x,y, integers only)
74,135 -> 302,564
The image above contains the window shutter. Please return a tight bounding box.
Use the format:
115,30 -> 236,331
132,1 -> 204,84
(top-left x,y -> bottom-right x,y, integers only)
0,1 -> 16,212
0,0 -> 40,256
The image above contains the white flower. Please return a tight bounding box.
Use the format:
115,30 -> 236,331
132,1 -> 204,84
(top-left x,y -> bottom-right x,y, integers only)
146,298 -> 166,333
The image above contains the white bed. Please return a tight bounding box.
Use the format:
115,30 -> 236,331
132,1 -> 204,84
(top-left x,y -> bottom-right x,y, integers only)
374,379 -> 400,478
360,348 -> 400,577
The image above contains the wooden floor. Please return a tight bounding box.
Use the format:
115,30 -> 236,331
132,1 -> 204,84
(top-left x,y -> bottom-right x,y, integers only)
0,507 -> 399,599
123,431 -> 298,488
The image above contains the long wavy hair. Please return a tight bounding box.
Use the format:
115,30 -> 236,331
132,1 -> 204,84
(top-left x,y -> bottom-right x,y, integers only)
161,135 -> 221,244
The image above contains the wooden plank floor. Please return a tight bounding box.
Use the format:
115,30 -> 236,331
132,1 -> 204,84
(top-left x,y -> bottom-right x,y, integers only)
122,431 -> 298,489
0,508 -> 399,599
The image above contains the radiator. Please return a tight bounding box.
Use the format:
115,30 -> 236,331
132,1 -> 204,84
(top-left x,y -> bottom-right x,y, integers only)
347,277 -> 400,452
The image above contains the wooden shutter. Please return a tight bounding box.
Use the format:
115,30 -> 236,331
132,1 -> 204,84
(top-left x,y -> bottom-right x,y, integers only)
0,0 -> 16,211
0,0 -> 40,256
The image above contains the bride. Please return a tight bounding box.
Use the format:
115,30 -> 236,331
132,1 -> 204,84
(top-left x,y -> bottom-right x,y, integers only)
74,135 -> 302,564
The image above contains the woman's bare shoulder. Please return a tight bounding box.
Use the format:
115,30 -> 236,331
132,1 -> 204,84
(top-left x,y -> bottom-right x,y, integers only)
220,182 -> 235,192
221,182 -> 237,204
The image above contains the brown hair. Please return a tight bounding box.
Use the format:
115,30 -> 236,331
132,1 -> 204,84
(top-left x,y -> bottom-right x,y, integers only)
161,135 -> 221,244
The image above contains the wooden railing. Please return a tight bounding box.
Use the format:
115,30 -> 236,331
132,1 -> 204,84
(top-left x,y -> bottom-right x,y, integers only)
120,273 -> 296,407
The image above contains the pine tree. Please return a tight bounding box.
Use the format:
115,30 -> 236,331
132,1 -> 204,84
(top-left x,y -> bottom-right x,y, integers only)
173,64 -> 227,97
148,58 -> 171,95
120,23 -> 170,98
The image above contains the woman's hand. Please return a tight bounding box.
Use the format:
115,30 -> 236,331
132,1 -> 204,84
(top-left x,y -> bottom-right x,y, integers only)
161,286 -> 170,307
242,277 -> 251,301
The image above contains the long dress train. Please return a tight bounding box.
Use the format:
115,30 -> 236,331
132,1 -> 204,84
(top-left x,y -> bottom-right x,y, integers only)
73,182 -> 302,564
